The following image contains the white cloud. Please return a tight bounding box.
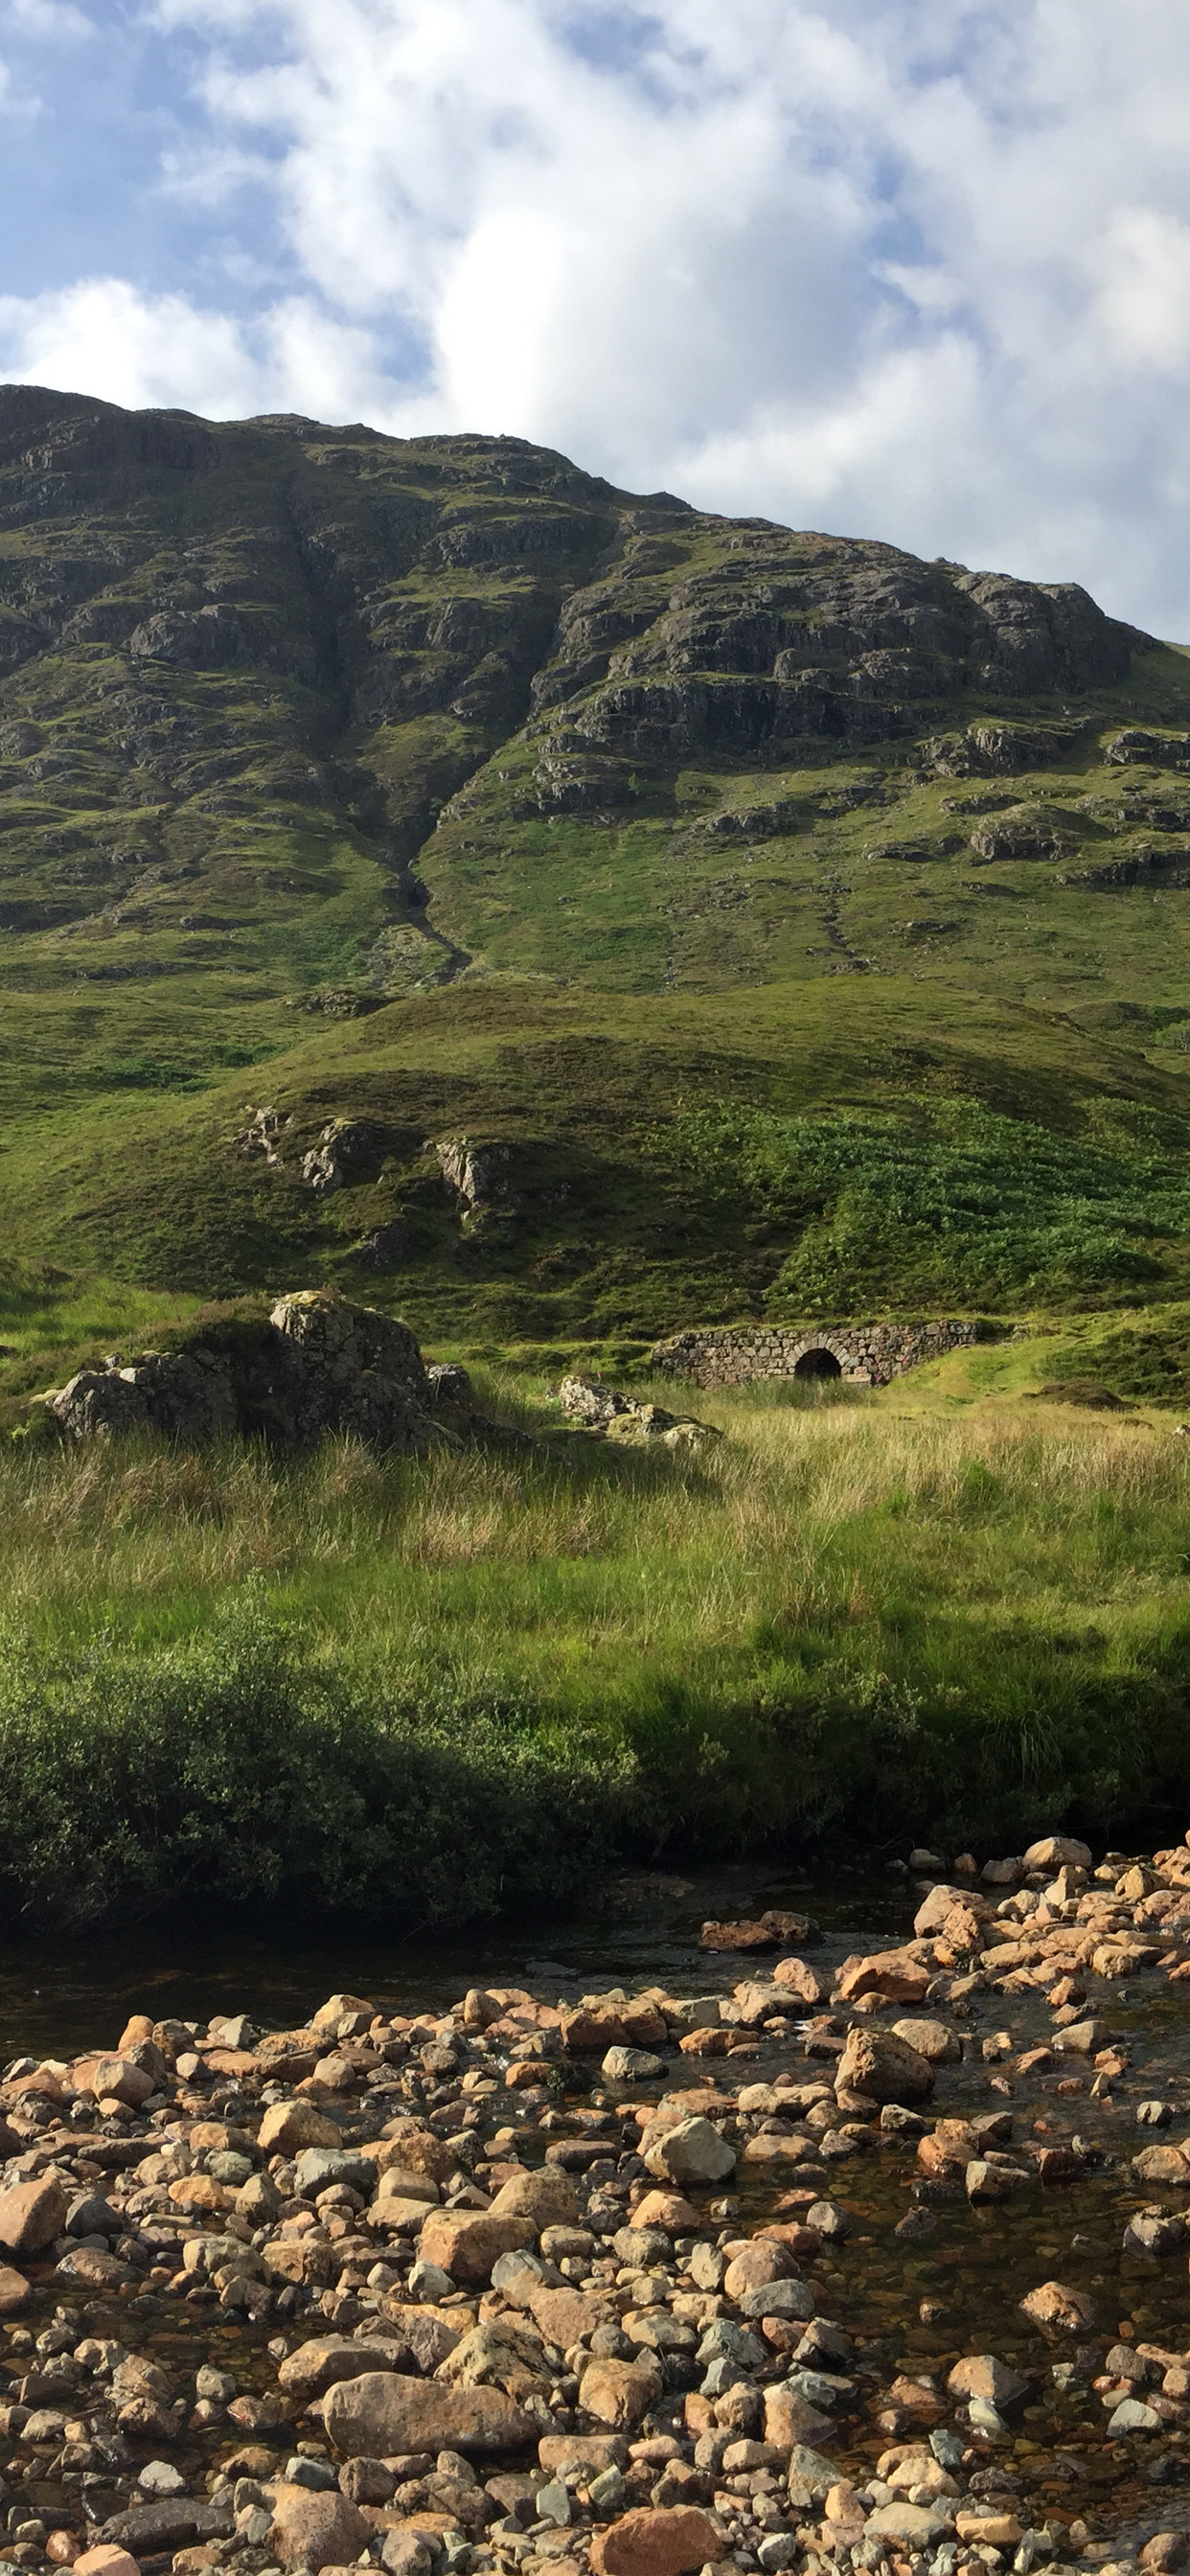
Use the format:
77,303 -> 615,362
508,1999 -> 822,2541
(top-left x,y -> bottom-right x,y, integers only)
6,0 -> 1190,629
2,0 -> 91,35
0,275 -> 398,424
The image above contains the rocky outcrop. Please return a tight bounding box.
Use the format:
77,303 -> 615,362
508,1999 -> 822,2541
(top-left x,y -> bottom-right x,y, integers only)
48,1292 -> 503,1455
300,1118 -> 392,1193
1107,728 -> 1190,767
558,1376 -> 721,1453
533,538 -> 1148,767
128,604 -> 247,668
432,1134 -> 518,1219
968,805 -> 1081,863
922,720 -> 1086,776
235,1105 -> 292,1167
351,1218 -> 410,1271
650,1321 -> 982,1390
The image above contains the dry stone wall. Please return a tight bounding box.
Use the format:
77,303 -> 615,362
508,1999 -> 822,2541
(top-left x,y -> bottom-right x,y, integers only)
651,1318 -> 982,1389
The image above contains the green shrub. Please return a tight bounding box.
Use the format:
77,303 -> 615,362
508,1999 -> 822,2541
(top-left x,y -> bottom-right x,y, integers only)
0,1593 -> 630,1924
659,1096 -> 1190,1307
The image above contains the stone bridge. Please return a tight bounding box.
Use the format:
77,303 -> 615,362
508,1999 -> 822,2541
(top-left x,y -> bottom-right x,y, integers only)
650,1318 -> 984,1389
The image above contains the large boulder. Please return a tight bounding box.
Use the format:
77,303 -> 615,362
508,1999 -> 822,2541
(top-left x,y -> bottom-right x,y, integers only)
49,1291 -> 450,1456
300,1118 -> 393,1194
323,2371 -> 536,2455
51,1349 -> 238,1444
590,2508 -> 722,2576
267,2484 -> 371,2572
416,2209 -> 535,2283
643,2116 -> 737,2185
835,2027 -> 934,2104
0,2174 -> 67,2255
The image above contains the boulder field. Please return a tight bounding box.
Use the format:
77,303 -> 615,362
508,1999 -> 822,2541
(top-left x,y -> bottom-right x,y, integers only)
0,1831 -> 1188,2576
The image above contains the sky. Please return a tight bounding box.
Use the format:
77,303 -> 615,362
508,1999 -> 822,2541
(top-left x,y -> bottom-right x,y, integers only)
1,0 -> 1190,635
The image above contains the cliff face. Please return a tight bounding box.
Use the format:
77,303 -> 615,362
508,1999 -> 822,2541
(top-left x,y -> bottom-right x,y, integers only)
0,384 -> 1148,988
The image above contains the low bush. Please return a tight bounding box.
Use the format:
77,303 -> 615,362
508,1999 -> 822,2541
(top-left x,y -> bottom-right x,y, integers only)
0,1592 -> 630,1924
658,1095 -> 1190,1307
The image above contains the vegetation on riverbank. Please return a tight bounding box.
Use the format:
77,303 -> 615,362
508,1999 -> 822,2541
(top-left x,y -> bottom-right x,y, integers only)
5,1364 -> 1190,1923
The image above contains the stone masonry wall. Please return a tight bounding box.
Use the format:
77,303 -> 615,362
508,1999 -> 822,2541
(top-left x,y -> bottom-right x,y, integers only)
650,1319 -> 982,1389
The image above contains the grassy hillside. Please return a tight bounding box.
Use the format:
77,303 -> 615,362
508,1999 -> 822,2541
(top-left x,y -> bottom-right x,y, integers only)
0,385 -> 1190,1392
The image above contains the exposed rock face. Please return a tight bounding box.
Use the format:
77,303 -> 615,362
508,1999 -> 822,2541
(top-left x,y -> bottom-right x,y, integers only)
537,542 -> 1142,766
922,720 -> 1085,776
48,1291 -> 494,1454
128,603 -> 247,669
47,1349 -> 240,1446
558,1375 -> 721,1452
235,1106 -> 291,1166
352,1218 -> 410,1271
425,1361 -> 477,1437
432,1133 -> 517,1218
299,1117 -> 392,1193
969,804 -> 1080,863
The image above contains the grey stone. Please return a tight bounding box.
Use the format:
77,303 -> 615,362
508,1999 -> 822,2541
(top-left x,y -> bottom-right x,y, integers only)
1108,2398 -> 1162,2434
697,2320 -> 767,2369
736,2278 -> 814,2322
293,2148 -> 375,2199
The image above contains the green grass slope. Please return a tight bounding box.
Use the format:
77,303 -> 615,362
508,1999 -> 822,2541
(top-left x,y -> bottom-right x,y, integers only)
1,384 -> 1190,1390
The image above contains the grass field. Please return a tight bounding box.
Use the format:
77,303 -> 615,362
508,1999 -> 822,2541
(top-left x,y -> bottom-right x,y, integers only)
5,1353 -> 1190,1925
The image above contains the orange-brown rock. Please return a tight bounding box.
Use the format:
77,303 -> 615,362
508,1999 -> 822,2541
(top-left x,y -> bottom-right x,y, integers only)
268,2483 -> 372,2570
561,2001 -> 667,2054
371,2124 -> 457,2182
629,2190 -> 701,2233
579,2357 -> 663,2427
0,2173 -> 66,2255
526,2283 -> 615,2349
771,1957 -> 823,2005
590,2507 -> 721,2576
835,1950 -> 931,2006
1133,2143 -> 1190,2186
538,2434 -> 629,2473
917,2122 -> 975,2179
72,2054 -> 154,2108
324,2372 -> 536,2456
947,2355 -> 1029,2406
488,2170 -> 581,2230
956,2512 -> 1024,2548
764,2383 -> 834,2447
722,2242 -> 795,2299
1019,2280 -> 1095,2334
76,2551 -> 140,2576
418,2209 -> 535,2283
169,2174 -> 231,2215
0,2265 -> 30,2316
257,2100 -> 342,2156
835,2027 -> 933,2104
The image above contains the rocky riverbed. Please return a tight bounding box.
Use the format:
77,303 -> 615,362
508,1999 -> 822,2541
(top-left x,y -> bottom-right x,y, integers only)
4,1835 -> 1190,2576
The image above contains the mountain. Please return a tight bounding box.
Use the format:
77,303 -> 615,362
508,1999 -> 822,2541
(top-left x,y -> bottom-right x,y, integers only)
3,381 -> 1190,1369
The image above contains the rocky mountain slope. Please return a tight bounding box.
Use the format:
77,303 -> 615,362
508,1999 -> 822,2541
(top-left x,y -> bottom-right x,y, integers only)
2,383 -> 1190,1360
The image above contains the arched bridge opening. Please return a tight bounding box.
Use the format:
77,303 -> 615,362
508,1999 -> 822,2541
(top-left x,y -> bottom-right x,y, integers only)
793,1346 -> 843,1380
